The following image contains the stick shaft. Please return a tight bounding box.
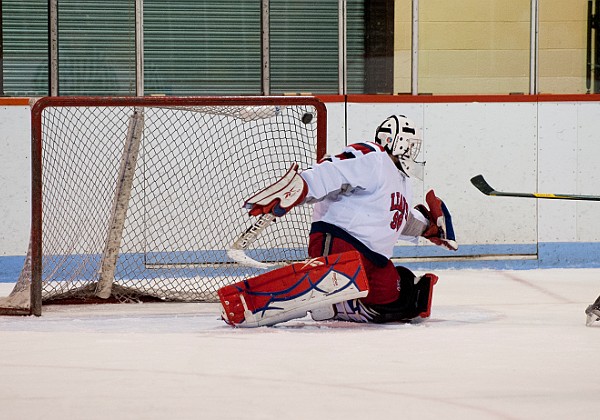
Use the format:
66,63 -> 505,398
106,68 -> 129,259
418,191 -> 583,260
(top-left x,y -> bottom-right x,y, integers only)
227,214 -> 276,268
470,175 -> 600,201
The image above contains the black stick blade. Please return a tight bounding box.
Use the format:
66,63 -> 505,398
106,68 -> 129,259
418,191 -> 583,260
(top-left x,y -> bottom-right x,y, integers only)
470,175 -> 495,195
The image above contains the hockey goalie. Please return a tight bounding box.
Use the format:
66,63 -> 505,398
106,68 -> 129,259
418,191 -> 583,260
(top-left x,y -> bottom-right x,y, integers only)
219,114 -> 457,327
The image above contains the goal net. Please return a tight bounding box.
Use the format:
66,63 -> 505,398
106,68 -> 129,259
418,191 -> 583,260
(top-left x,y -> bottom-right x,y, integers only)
0,96 -> 327,315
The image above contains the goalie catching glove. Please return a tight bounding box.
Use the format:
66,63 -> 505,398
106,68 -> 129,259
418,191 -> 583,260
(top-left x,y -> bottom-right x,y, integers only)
244,163 -> 308,217
415,190 -> 458,251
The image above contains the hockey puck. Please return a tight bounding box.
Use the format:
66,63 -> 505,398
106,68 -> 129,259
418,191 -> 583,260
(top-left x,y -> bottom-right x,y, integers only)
301,113 -> 313,124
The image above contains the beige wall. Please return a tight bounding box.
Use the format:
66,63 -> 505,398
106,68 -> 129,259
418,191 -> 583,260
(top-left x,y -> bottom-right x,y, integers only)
394,0 -> 589,95
538,0 -> 588,93
394,0 -> 413,93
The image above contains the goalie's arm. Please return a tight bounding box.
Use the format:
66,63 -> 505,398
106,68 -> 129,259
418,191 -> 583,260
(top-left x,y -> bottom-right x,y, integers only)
246,150 -> 381,218
229,164 -> 309,268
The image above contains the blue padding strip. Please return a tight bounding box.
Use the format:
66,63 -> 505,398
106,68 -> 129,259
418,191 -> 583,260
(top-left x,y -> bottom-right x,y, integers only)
0,256 -> 25,283
2,242 -> 600,283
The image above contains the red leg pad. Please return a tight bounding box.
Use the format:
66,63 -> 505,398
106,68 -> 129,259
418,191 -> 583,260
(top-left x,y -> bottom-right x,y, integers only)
218,251 -> 369,327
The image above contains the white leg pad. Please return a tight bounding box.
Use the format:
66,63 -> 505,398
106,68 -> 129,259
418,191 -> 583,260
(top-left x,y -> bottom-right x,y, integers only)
236,269 -> 366,327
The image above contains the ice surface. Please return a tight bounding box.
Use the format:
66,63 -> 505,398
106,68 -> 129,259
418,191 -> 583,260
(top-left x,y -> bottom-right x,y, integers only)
1,268 -> 599,420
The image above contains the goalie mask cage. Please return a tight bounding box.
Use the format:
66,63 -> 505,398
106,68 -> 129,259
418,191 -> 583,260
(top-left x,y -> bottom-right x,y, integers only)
0,96 -> 327,316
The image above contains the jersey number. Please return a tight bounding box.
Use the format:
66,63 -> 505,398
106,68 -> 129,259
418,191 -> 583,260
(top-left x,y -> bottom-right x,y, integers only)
389,192 -> 408,231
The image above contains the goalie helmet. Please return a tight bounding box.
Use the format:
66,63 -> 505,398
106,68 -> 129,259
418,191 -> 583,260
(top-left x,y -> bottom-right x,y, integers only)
375,115 -> 424,179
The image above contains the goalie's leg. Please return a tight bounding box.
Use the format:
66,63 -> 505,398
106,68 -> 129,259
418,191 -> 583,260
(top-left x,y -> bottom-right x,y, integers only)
311,266 -> 439,323
218,251 -> 369,327
367,267 -> 439,321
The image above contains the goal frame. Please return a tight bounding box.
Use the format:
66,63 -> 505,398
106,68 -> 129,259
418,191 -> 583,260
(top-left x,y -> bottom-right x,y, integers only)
25,95 -> 327,316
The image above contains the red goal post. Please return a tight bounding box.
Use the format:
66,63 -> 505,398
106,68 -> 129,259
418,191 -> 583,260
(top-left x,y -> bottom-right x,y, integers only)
1,96 -> 327,316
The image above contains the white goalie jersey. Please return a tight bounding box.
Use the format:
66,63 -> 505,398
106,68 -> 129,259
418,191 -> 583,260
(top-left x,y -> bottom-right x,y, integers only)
299,142 -> 428,259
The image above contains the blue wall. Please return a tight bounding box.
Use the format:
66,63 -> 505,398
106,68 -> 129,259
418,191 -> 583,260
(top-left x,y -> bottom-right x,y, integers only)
2,241 -> 600,283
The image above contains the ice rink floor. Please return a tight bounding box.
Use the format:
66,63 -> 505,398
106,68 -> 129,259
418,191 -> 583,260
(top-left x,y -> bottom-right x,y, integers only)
1,268 -> 599,420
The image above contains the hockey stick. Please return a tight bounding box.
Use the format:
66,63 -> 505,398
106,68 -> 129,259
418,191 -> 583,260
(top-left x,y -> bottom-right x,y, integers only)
226,213 -> 277,269
227,163 -> 304,268
471,175 -> 600,201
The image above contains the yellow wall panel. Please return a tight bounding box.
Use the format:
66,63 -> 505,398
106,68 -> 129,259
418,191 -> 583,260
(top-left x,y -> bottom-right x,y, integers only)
475,50 -> 529,77
423,0 -> 528,22
390,0 -> 588,94
394,50 -> 412,93
538,77 -> 587,94
420,50 -> 480,77
419,76 -> 528,95
537,0 -> 587,92
420,22 -> 529,51
491,0 -> 531,21
539,49 -> 586,77
394,0 -> 412,23
423,0 -> 501,22
420,22 -> 491,49
539,0 -> 587,21
539,22 -> 586,49
395,20 -> 412,49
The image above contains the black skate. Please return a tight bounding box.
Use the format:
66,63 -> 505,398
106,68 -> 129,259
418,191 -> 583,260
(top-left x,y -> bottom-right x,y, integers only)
585,296 -> 600,327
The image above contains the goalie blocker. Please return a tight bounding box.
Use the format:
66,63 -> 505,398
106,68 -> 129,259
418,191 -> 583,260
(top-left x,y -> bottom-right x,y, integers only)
218,251 -> 439,327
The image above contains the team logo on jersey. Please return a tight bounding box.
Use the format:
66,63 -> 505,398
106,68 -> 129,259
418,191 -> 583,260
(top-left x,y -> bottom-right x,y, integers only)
389,192 -> 408,231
